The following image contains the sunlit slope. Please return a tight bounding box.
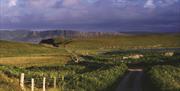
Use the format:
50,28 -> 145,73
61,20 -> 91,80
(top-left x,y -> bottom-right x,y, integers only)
66,34 -> 180,51
0,40 -> 69,57
1,34 -> 180,56
0,40 -> 70,66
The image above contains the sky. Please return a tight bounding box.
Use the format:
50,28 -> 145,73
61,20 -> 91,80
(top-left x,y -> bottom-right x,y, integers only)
0,0 -> 180,32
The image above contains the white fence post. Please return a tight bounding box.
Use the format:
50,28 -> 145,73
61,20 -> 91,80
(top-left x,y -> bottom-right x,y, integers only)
62,75 -> 64,81
43,77 -> 46,91
54,77 -> 56,88
31,78 -> 34,91
20,73 -> 25,90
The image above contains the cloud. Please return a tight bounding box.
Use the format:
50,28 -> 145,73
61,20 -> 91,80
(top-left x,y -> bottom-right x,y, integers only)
8,0 -> 17,7
159,0 -> 179,6
86,0 -> 98,4
0,0 -> 180,32
62,0 -> 79,7
144,0 -> 156,8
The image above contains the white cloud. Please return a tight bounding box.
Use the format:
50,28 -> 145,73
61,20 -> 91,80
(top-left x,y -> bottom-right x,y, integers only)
157,0 -> 179,7
8,0 -> 17,7
144,0 -> 156,8
62,0 -> 80,6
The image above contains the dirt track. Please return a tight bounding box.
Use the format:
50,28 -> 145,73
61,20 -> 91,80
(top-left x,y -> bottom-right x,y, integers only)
115,69 -> 143,91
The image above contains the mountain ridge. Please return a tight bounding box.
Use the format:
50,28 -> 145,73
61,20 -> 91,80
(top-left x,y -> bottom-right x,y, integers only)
0,30 -> 126,43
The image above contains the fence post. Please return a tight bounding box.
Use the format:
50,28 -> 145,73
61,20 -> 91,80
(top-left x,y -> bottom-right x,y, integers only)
20,73 -> 25,90
54,77 -> 56,88
62,75 -> 64,81
31,78 -> 34,91
62,75 -> 64,91
43,77 -> 46,91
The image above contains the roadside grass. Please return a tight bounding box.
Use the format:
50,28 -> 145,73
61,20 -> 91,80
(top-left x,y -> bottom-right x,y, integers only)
143,64 -> 180,91
0,61 -> 128,91
0,72 -> 22,91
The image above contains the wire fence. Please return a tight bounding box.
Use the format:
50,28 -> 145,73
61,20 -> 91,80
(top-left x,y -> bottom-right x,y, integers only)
20,73 -> 65,91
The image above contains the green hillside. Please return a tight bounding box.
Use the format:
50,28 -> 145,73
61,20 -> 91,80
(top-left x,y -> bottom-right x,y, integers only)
0,40 -> 71,67
66,34 -> 180,54
1,34 -> 180,56
0,40 -> 68,57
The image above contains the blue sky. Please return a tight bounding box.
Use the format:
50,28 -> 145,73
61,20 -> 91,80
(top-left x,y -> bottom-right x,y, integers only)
0,0 -> 180,32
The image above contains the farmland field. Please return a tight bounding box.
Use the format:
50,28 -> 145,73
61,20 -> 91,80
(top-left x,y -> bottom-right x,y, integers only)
0,34 -> 180,91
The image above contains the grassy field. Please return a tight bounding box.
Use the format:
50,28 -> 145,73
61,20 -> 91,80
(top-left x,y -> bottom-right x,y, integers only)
0,40 -> 71,67
0,40 -> 69,57
0,34 -> 180,91
1,34 -> 180,56
66,34 -> 180,54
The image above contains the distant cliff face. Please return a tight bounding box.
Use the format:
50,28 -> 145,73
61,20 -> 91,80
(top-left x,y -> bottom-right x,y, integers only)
0,30 -> 124,43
